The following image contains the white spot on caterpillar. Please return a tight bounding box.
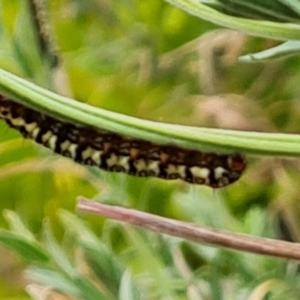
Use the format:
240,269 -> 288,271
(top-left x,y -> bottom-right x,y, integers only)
31,128 -> 40,139
190,167 -> 210,179
60,140 -> 70,151
177,165 -> 186,178
41,131 -> 53,143
106,153 -> 118,167
214,166 -> 227,179
81,147 -> 94,160
147,160 -> 160,176
117,156 -> 130,172
166,164 -> 182,179
68,144 -> 78,159
48,135 -> 57,150
91,151 -> 102,165
11,117 -> 25,127
25,122 -> 38,132
134,159 -> 147,172
165,164 -> 186,179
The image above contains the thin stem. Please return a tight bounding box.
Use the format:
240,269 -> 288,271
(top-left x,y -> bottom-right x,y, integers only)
27,0 -> 59,69
2,69 -> 300,157
78,198 -> 300,261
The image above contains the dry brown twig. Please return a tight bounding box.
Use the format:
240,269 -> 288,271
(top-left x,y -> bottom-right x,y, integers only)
77,197 -> 300,261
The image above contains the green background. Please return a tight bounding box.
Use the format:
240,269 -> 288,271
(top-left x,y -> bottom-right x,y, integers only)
0,0 -> 300,299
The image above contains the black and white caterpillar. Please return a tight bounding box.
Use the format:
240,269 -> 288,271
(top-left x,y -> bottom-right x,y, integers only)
0,95 -> 246,188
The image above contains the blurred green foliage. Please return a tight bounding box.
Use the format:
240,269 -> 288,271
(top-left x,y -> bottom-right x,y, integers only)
204,0 -> 300,23
1,0 -> 300,299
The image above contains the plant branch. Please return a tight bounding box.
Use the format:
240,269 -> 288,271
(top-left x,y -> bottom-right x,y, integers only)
2,69 -> 300,157
78,197 -> 300,260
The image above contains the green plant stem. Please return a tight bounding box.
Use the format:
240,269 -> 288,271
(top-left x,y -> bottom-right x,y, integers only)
165,0 -> 300,40
1,68 -> 300,157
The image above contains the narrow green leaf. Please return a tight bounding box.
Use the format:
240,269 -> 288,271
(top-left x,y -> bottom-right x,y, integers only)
43,222 -> 75,276
206,0 -> 300,23
119,270 -> 141,300
279,0 -> 300,16
59,210 -> 100,245
0,231 -> 49,262
74,276 -> 113,300
239,40 -> 300,62
3,210 -> 36,241
82,243 -> 122,295
27,268 -> 81,297
59,210 -> 122,291
165,0 -> 300,40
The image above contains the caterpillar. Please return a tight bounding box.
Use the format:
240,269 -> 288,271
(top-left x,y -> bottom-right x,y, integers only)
0,95 -> 246,188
